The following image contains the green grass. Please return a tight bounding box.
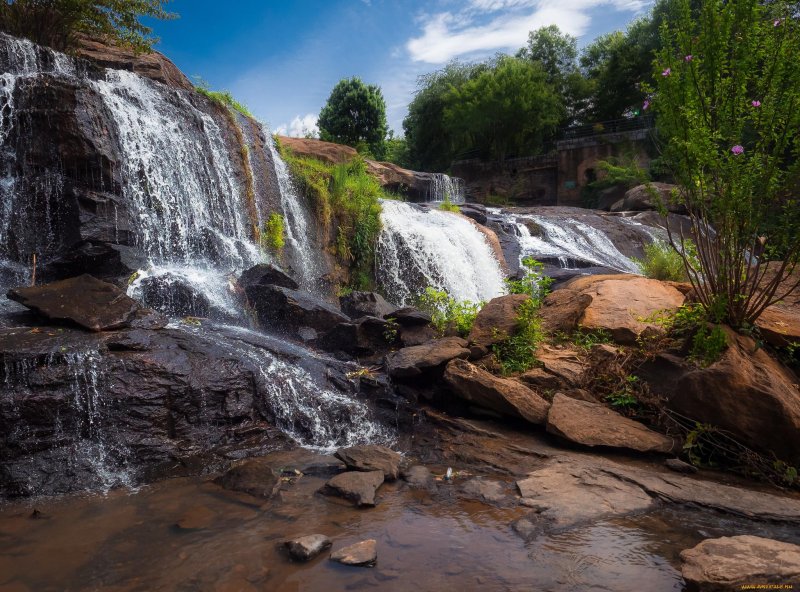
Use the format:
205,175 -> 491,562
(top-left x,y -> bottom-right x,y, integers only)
438,195 -> 460,213
418,287 -> 483,337
633,240 -> 694,282
195,86 -> 254,118
263,212 -> 285,253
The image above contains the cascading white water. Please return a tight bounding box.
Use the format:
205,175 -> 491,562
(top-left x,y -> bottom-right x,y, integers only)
426,173 -> 465,203
499,211 -> 643,273
266,132 -> 325,291
376,200 -> 506,305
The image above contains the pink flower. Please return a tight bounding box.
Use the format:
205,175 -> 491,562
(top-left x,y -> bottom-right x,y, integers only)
751,100 -> 761,107
643,99 -> 650,111
684,55 -> 693,62
731,145 -> 744,155
774,18 -> 783,26
662,68 -> 671,77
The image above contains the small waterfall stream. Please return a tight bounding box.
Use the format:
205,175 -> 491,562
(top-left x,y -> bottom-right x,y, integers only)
426,173 -> 465,203
377,200 -> 506,305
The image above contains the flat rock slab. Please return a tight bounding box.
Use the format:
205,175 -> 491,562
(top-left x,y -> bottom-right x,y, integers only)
330,539 -> 377,567
386,337 -> 470,378
335,445 -> 402,480
681,535 -> 800,590
444,358 -> 550,424
546,393 -> 677,454
8,274 -> 140,332
459,478 -> 507,505
321,470 -> 384,507
281,534 -> 332,562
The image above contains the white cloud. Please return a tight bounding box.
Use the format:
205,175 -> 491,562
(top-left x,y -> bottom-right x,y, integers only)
407,0 -> 650,63
275,113 -> 319,138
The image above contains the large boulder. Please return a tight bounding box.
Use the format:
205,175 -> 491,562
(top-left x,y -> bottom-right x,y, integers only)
467,294 -> 529,351
317,316 -> 394,357
613,182 -> 685,214
386,337 -> 470,379
757,303 -> 800,347
239,263 -> 299,291
564,275 -> 685,345
334,445 -> 402,480
321,470 -> 384,507
680,536 -> 800,591
245,284 -> 349,340
443,359 -> 550,424
539,289 -> 593,334
546,394 -> 677,454
339,291 -> 396,319
214,459 -> 280,499
7,274 -> 140,331
670,327 -> 800,464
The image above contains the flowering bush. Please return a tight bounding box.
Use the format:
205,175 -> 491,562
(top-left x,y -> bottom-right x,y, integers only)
652,0 -> 800,327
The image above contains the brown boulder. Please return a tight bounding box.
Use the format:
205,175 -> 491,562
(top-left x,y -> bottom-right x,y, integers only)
757,303 -> 800,347
539,289 -> 593,334
468,294 -> 529,349
546,393 -> 676,453
565,274 -> 685,345
536,345 -> 589,387
330,539 -> 378,567
321,470 -> 384,507
613,182 -> 685,213
443,358 -> 550,424
334,445 -> 402,480
670,327 -> 800,464
8,274 -> 140,332
386,337 -> 470,378
214,459 -> 279,499
681,535 -> 800,591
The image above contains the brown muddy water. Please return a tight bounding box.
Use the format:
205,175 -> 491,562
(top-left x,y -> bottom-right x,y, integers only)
1,465 -> 798,592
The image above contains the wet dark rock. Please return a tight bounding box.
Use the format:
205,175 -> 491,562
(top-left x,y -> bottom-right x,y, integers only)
317,316 -> 393,357
546,394 -> 676,454
386,307 -> 431,326
330,539 -> 378,567
281,534 -> 332,562
681,535 -> 800,591
386,337 -> 470,379
7,275 -> 139,331
398,324 -> 438,347
459,204 -> 489,225
214,458 -> 280,499
340,291 -> 395,319
239,263 -> 298,291
135,273 -> 229,320
129,307 -> 169,330
443,358 -> 550,424
665,458 -> 697,474
468,294 -> 529,349
321,470 -> 384,507
334,445 -> 402,480
245,284 -> 349,339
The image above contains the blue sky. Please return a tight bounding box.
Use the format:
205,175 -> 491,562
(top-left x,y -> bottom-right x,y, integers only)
151,0 -> 653,136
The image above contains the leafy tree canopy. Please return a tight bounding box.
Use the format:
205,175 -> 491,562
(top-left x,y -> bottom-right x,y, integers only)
0,0 -> 176,53
318,77 -> 388,160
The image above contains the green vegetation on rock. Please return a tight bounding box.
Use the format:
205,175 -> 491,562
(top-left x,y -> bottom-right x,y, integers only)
194,83 -> 254,118
263,212 -> 285,253
418,288 -> 482,338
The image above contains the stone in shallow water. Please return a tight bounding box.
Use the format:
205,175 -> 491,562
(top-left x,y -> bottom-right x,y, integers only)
335,445 -> 402,480
214,459 -> 280,499
330,539 -> 377,567
321,470 -> 384,507
680,535 -> 800,590
281,534 -> 332,562
175,506 -> 216,530
7,274 -> 139,332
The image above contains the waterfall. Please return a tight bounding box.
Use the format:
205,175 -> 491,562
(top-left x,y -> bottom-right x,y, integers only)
426,173 -> 465,203
497,210 -> 643,273
266,133 -> 325,292
376,200 -> 506,305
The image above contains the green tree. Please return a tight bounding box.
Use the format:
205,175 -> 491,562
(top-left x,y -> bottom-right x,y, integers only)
654,0 -> 800,326
403,61 -> 487,171
318,77 -> 388,160
443,56 -> 562,161
0,0 -> 176,53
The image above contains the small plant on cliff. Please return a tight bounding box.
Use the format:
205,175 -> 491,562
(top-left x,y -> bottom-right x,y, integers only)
652,0 -> 800,328
493,298 -> 546,375
438,195 -> 460,213
418,288 -> 482,337
194,81 -> 253,118
262,213 -> 285,253
505,256 -> 553,303
0,0 -> 177,53
690,324 -> 728,367
633,240 -> 694,282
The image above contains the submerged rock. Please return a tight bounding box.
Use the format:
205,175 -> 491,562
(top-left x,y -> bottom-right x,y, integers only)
321,471 -> 384,507
334,445 -> 402,481
214,459 -> 280,499
7,275 -> 140,331
330,539 -> 378,567
443,358 -> 550,424
546,394 -> 676,454
386,337 -> 470,379
681,535 -> 800,590
281,534 -> 332,562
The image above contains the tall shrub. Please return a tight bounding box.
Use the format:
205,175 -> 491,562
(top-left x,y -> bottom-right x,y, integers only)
653,0 -> 800,327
